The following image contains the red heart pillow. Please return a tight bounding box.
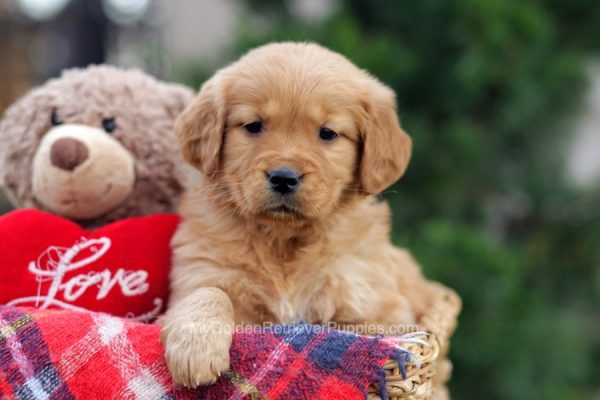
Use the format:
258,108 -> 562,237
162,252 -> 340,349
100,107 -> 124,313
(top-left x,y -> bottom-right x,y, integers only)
0,209 -> 179,321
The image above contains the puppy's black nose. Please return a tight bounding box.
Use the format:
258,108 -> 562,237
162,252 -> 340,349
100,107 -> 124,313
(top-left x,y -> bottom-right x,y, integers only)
268,168 -> 301,195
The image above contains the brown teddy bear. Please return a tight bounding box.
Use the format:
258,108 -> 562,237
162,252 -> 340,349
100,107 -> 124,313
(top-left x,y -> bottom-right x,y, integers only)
0,65 -> 195,227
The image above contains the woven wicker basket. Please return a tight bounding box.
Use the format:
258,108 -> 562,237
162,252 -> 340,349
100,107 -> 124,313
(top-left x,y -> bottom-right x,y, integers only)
368,286 -> 461,400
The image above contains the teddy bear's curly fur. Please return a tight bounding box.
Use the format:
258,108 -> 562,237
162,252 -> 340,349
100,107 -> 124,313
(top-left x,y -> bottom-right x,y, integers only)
0,65 -> 195,227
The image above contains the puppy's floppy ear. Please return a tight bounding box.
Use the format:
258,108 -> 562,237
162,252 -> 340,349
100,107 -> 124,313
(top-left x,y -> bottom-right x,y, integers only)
359,81 -> 412,194
175,75 -> 225,178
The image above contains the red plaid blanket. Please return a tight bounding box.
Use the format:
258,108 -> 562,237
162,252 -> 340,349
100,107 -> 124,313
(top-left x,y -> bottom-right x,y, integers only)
0,306 -> 415,400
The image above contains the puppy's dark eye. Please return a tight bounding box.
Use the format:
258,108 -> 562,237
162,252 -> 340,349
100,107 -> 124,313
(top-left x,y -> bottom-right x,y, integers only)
319,127 -> 338,141
102,117 -> 117,133
244,122 -> 262,135
50,110 -> 63,126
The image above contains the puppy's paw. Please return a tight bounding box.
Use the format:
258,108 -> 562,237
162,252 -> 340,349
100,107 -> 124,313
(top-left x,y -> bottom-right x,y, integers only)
161,321 -> 232,388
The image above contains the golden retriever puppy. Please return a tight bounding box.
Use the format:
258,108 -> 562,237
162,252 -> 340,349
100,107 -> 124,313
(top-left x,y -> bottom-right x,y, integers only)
161,42 -> 441,388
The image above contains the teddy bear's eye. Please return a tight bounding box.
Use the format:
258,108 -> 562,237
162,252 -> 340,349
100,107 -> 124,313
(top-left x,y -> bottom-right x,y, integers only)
50,110 -> 63,126
102,117 -> 117,133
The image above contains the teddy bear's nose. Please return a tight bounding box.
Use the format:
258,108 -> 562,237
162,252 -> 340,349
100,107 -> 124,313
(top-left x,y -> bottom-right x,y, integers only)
50,137 -> 89,171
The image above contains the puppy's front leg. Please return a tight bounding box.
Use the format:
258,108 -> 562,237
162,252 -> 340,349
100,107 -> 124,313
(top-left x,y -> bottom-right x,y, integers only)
160,287 -> 234,388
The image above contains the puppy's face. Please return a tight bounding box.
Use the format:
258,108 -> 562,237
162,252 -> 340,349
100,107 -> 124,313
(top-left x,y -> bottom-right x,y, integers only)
177,43 -> 412,223
220,65 -> 367,222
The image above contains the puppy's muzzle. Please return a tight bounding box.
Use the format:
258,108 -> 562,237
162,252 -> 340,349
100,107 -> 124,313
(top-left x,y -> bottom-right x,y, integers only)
268,167 -> 301,195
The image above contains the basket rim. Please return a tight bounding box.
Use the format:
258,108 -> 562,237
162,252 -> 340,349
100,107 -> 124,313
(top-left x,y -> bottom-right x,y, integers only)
366,285 -> 461,399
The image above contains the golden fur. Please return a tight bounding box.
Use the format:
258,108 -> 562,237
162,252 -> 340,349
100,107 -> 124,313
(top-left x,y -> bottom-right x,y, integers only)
161,42 -> 442,388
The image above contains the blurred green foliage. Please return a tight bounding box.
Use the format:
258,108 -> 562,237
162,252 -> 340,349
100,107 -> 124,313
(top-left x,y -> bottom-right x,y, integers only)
177,0 -> 600,398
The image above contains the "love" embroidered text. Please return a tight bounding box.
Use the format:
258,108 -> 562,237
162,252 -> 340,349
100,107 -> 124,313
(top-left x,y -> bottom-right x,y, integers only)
7,237 -> 162,321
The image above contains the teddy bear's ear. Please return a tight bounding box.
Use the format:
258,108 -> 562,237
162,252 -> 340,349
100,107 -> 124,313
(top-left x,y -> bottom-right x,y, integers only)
175,76 -> 225,178
161,83 -> 195,120
0,89 -> 53,208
